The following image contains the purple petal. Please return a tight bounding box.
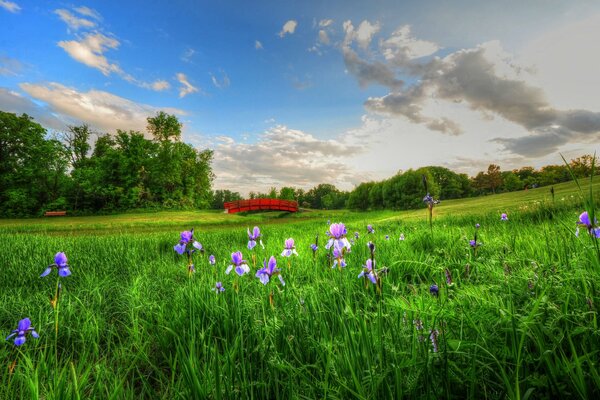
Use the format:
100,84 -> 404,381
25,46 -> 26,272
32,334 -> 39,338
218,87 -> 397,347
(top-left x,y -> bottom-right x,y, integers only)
253,226 -> 260,238
180,231 -> 193,243
358,271 -> 365,279
281,249 -> 291,257
174,244 -> 186,255
579,211 -> 591,226
225,265 -> 233,275
285,238 -> 294,249
268,256 -> 277,273
54,252 -> 67,267
14,335 -> 26,346
278,275 -> 285,286
31,330 -> 39,339
235,265 -> 248,276
231,251 -> 243,265
5,332 -> 17,341
368,273 -> 377,284
209,255 -> 216,265
40,267 -> 52,278
18,318 -> 31,331
258,273 -> 270,285
248,240 -> 257,250
192,241 -> 203,251
58,267 -> 71,277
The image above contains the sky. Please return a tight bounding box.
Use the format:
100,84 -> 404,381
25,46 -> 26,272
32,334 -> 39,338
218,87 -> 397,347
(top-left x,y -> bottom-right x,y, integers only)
1,0 -> 600,195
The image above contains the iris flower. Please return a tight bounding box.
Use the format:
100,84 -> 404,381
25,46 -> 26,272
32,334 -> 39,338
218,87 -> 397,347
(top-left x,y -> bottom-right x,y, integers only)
577,211 -> 600,238
358,259 -> 377,284
225,251 -> 250,276
281,238 -> 298,257
209,255 -> 216,265
332,244 -> 347,269
501,213 -> 508,221
174,229 -> 203,255
430,284 -> 439,297
5,318 -> 39,346
40,252 -> 71,278
256,256 -> 285,286
367,225 -> 375,234
247,226 -> 264,250
212,282 -> 225,293
326,223 -> 351,251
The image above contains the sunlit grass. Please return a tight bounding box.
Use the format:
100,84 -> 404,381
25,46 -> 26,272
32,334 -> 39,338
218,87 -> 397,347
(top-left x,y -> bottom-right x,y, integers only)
1,181 -> 599,398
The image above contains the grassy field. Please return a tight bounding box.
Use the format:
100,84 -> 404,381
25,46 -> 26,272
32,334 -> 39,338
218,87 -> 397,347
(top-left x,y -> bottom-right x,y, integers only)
1,180 -> 600,399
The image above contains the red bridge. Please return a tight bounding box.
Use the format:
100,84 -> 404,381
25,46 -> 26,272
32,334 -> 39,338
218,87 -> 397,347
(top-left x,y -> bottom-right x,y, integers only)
224,199 -> 298,214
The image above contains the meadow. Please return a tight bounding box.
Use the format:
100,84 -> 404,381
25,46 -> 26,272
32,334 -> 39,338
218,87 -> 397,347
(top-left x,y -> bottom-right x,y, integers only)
1,179 -> 600,399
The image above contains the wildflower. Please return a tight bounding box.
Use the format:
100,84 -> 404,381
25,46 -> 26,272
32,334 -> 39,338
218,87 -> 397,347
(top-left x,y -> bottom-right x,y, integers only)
40,252 -> 71,278
367,241 -> 376,254
577,211 -> 600,238
225,251 -> 250,276
5,318 -> 39,346
430,284 -> 439,297
445,268 -> 453,286
354,231 -> 359,239
430,329 -> 439,353
385,235 -> 390,240
399,234 -> 405,241
256,256 -> 285,286
501,213 -> 508,221
174,229 -> 203,255
358,259 -> 377,284
367,224 -> 375,234
326,223 -> 351,251
212,282 -> 225,293
423,193 -> 440,207
475,223 -> 480,229
208,255 -> 216,265
247,226 -> 264,250
281,238 -> 298,257
332,243 -> 347,269
469,239 -> 477,248
310,243 -> 318,253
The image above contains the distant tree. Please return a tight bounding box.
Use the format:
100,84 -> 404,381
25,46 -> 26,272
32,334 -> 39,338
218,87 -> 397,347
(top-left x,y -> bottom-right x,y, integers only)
486,164 -> 503,193
348,182 -> 374,210
500,171 -> 523,192
211,189 -> 242,209
147,111 -> 182,142
570,154 -> 597,178
278,186 -> 296,201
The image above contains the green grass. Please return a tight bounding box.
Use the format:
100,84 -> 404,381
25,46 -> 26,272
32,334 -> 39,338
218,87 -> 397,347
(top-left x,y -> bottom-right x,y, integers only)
1,180 -> 600,399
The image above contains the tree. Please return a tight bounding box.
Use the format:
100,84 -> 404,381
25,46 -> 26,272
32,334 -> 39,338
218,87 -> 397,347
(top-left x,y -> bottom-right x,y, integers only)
147,111 -> 182,142
486,164 -> 503,194
278,187 -> 296,201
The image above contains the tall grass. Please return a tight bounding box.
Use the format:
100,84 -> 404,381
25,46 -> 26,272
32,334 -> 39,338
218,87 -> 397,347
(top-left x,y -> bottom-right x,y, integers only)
1,194 -> 600,398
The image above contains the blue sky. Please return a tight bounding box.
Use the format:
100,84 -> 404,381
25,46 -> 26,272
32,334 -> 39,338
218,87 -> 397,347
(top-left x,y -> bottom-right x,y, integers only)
2,0 -> 600,194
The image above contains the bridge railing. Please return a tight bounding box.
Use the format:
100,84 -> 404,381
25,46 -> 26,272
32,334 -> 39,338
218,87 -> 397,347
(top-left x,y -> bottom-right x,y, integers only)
224,199 -> 298,214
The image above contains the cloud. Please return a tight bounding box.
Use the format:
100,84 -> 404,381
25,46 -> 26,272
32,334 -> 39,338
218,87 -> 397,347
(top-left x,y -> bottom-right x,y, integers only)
54,9 -> 96,30
319,19 -> 333,27
145,80 -> 170,91
318,30 -> 330,45
73,6 -> 101,21
19,82 -> 185,134
279,20 -> 297,38
0,0 -> 20,13
338,21 -> 600,153
181,47 -> 196,63
210,70 -> 230,89
176,73 -> 199,97
58,32 -> 121,75
211,125 -> 367,194
0,55 -> 23,76
255,40 -> 263,50
0,87 -> 65,130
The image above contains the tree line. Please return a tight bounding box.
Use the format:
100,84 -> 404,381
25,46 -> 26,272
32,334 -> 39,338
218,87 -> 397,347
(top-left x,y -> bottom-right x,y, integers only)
1,109 -> 596,216
0,110 -> 213,217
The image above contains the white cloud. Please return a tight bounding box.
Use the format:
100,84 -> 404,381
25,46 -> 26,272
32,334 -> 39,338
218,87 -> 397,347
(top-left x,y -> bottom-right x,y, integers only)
0,0 -> 20,13
211,125 -> 368,194
319,19 -> 333,27
356,20 -> 380,49
210,70 -> 230,89
0,87 -> 65,130
58,32 -> 121,75
255,40 -> 263,50
0,55 -> 23,76
279,20 -> 298,38
54,8 -> 96,30
148,80 -> 170,91
381,25 -> 439,61
19,82 -> 185,134
73,6 -> 101,21
176,73 -> 199,97
181,47 -> 196,63
318,30 -> 330,45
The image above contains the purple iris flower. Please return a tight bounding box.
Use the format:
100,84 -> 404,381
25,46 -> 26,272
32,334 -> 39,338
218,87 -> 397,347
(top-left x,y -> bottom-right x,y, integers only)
367,225 -> 375,234
256,256 -> 285,286
354,232 -> 359,239
310,243 -> 318,253
326,223 -> 351,251
5,318 -> 39,346
577,211 -> 600,238
385,235 -> 390,240
399,234 -> 405,241
247,226 -> 264,250
469,239 -> 477,248
209,255 -> 216,265
332,244 -> 347,269
358,259 -> 377,284
40,252 -> 71,278
501,213 -> 508,221
212,282 -> 225,293
225,251 -> 250,276
423,193 -> 440,206
430,284 -> 439,297
174,229 -> 203,255
475,223 -> 480,229
281,238 -> 298,257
